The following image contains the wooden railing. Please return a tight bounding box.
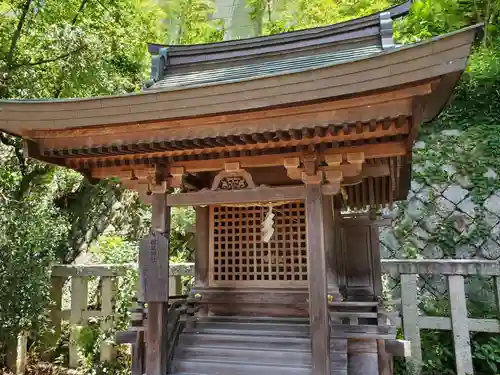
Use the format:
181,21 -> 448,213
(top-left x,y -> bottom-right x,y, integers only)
44,263 -> 194,369
14,260 -> 500,375
381,259 -> 500,375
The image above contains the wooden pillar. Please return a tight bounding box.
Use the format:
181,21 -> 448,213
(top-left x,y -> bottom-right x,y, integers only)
305,182 -> 330,375
69,276 -> 88,368
448,275 -> 473,375
100,277 -> 117,361
322,195 -> 340,299
140,188 -> 171,375
194,206 -> 210,288
401,273 -> 422,375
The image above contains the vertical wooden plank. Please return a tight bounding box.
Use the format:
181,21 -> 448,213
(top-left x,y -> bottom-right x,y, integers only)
195,206 -> 210,288
305,183 -> 331,375
169,275 -> 182,296
322,195 -> 340,298
494,276 -> 500,316
16,333 -> 27,375
369,221 -> 383,299
100,277 -> 116,362
448,275 -> 473,375
341,219 -> 375,300
69,276 -> 88,368
142,191 -> 171,375
401,273 -> 421,375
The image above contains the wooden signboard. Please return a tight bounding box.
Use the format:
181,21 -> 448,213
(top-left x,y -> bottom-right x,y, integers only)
139,232 -> 170,302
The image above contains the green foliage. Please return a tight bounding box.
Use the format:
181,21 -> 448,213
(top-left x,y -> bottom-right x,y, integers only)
161,0 -> 224,44
0,199 -> 68,362
473,335 -> 500,374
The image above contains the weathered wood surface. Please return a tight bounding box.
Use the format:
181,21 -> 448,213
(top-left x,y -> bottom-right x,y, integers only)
382,259 -> 500,276
401,274 -> 421,375
448,275 -> 473,375
194,207 -> 210,288
69,276 -> 88,368
139,232 -> 170,302
100,277 -> 117,361
52,262 -> 193,277
146,302 -> 169,375
167,185 -> 307,206
144,192 -> 171,375
305,183 -> 330,375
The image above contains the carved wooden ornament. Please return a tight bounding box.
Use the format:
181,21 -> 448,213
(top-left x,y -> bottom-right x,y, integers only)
211,163 -> 256,191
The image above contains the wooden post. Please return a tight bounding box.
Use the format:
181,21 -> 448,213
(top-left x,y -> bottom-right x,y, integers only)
100,277 -> 117,362
322,195 -> 340,299
401,273 -> 421,375
69,276 -> 88,368
140,189 -> 171,375
16,333 -> 27,375
169,275 -> 182,296
305,182 -> 331,375
495,275 -> 500,317
194,206 -> 210,289
448,275 -> 473,375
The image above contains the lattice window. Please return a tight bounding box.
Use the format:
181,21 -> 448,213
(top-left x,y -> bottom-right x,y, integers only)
210,203 -> 308,287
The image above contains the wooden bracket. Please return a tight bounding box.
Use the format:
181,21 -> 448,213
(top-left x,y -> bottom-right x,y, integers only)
170,166 -> 185,188
324,154 -> 343,168
301,152 -> 318,176
284,157 -> 301,180
224,161 -> 241,172
301,171 -> 324,185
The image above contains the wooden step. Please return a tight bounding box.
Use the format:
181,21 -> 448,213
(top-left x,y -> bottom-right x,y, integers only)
178,332 -> 347,352
175,346 -> 314,366
193,320 -> 310,333
184,325 -> 310,338
170,358 -> 312,375
195,315 -> 310,324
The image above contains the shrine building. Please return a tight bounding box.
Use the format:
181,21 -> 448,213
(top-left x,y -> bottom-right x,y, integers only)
0,2 -> 480,375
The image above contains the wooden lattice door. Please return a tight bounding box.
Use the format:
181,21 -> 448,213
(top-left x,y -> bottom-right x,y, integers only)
209,203 -> 308,288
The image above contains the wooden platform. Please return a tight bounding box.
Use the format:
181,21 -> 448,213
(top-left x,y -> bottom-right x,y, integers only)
170,316 -> 348,375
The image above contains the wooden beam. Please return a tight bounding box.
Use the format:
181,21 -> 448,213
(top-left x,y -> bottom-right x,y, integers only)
167,186 -> 306,206
168,142 -> 407,173
384,339 -> 412,358
305,183 -> 330,375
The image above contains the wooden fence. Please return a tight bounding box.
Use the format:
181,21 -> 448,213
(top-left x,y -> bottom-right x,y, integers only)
14,260 -> 500,374
382,259 -> 500,375
15,263 -> 194,372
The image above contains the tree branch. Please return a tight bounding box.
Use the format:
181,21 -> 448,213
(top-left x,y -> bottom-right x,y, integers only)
10,46 -> 86,70
52,0 -> 90,98
0,132 -> 26,178
5,0 -> 33,69
72,0 -> 89,25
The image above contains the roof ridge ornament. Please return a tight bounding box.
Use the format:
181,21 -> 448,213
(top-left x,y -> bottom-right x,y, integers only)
379,11 -> 395,49
145,47 -> 169,88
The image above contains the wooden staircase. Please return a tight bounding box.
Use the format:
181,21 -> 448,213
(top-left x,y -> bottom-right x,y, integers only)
169,316 -> 347,375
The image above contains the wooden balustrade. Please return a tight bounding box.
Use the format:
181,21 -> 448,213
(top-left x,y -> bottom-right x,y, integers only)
13,259 -> 500,375
45,263 -> 194,369
381,259 -> 500,375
